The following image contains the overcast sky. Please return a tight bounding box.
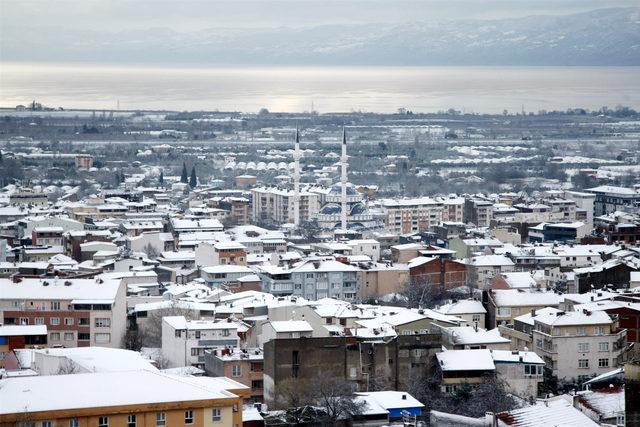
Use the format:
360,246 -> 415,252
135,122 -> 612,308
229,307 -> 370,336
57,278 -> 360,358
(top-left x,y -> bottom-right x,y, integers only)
2,0 -> 637,31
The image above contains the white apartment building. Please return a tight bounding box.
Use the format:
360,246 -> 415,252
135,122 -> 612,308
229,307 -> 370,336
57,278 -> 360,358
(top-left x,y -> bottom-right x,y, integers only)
531,308 -> 626,382
251,187 -> 320,225
161,316 -> 240,368
0,277 -> 127,348
379,197 -> 443,234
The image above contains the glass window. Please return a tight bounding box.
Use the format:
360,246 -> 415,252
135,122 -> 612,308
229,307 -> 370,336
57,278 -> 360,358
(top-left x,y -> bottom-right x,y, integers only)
98,417 -> 109,427
35,317 -> 44,325
127,414 -> 136,427
50,332 -> 60,341
595,326 -> 605,335
95,333 -> 111,343
78,318 -> 90,326
212,408 -> 222,422
185,410 -> 194,424
156,413 -> 166,427
599,358 -> 609,368
42,422 -> 52,427
232,364 -> 241,377
64,332 -> 74,341
576,327 -> 587,336
578,359 -> 589,369
51,301 -> 60,310
95,318 -> 111,327
69,419 -> 79,427
599,342 -> 609,352
50,317 -> 60,326
65,318 -> 74,326
578,343 -> 589,352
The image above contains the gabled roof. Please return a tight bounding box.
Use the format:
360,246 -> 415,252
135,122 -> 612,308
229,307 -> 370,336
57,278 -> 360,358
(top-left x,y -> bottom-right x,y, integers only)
496,396 -> 599,426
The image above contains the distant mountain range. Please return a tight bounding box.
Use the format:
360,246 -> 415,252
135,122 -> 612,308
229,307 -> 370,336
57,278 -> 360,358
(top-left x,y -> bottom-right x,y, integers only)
3,7 -> 639,65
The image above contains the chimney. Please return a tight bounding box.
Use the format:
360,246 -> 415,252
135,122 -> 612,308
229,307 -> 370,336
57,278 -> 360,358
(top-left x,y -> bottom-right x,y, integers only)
531,309 -> 536,317
402,394 -> 407,400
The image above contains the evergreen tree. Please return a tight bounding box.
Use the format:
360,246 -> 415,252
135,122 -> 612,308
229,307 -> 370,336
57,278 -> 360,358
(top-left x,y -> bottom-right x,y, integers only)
189,166 -> 197,188
159,169 -> 164,186
180,162 -> 188,183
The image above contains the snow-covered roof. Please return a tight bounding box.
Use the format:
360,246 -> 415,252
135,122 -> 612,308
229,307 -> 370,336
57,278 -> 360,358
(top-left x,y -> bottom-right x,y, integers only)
355,391 -> 424,410
491,350 -> 544,365
533,309 -> 612,327
469,255 -> 514,267
436,349 -> 495,371
32,347 -> 157,373
0,277 -> 121,301
0,325 -> 47,337
445,327 -> 510,346
496,396 -> 599,426
436,300 -> 487,315
491,289 -> 562,307
0,370 -> 239,414
269,320 -> 313,333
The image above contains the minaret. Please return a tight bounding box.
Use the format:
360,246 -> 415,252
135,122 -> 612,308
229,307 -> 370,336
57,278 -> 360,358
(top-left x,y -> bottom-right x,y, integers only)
340,127 -> 348,231
293,126 -> 301,227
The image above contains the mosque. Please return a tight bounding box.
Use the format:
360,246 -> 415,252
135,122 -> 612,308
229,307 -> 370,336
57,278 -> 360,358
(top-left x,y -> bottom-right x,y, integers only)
293,128 -> 377,232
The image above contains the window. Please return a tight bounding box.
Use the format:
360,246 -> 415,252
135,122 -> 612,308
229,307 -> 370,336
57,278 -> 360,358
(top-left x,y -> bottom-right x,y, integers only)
599,342 -> 610,352
78,317 -> 90,326
127,414 -> 136,427
42,422 -> 52,427
576,327 -> 587,336
195,330 -> 201,339
175,330 -> 182,338
50,332 -> 60,341
472,314 -> 482,323
578,359 -> 589,369
524,364 -> 543,376
578,343 -> 590,352
98,417 -> 109,427
595,326 -> 605,335
50,317 -> 60,325
51,301 -> 60,310
185,410 -> 194,424
64,332 -> 74,341
69,419 -> 79,427
212,408 -> 222,422
599,358 -> 609,368
95,333 -> 111,343
252,380 -> 264,389
497,307 -> 511,317
35,317 -> 44,325
292,350 -> 300,377
64,318 -> 74,326
232,364 -> 241,377
156,413 -> 166,427
95,318 -> 111,327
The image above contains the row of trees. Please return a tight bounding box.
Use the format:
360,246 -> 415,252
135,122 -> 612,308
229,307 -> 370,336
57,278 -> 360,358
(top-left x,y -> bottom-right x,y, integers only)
180,162 -> 198,188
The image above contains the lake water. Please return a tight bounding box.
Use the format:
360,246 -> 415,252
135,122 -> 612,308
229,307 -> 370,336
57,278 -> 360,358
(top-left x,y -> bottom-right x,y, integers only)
1,63 -> 639,114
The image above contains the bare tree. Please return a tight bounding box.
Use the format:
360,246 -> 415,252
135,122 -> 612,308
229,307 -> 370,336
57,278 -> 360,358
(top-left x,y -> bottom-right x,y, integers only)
135,302 -> 196,347
143,242 -> 160,259
401,275 -> 449,309
56,359 -> 80,375
312,375 -> 366,425
271,377 -> 314,411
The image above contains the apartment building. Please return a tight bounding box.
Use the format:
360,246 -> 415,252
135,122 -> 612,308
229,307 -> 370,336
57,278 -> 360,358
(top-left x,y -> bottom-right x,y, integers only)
0,277 -> 126,348
463,197 -> 494,227
161,316 -> 240,369
586,185 -> 640,216
531,308 -> 626,382
251,187 -> 320,225
0,370 -> 248,427
487,289 -> 562,328
205,348 -> 265,403
379,197 -> 443,234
